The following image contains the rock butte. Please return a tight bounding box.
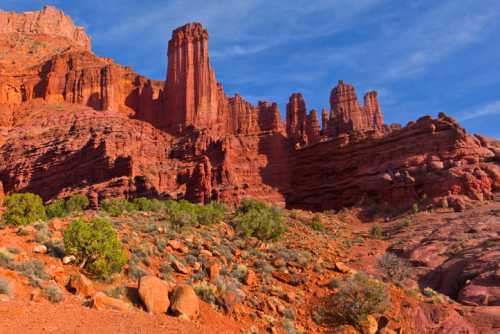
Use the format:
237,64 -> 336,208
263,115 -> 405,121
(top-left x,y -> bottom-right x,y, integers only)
0,6 -> 498,211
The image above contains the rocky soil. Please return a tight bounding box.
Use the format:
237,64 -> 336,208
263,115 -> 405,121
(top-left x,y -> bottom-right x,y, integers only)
0,198 -> 499,333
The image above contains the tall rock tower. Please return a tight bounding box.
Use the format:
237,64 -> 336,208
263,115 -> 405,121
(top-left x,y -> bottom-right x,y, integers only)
328,80 -> 383,136
163,23 -> 219,131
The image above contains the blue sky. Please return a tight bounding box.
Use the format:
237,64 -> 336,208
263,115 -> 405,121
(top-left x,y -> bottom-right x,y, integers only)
3,1 -> 500,138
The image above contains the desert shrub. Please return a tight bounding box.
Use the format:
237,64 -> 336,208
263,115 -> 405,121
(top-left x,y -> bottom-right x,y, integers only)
370,224 -> 383,239
193,281 -> 217,304
63,218 -> 127,280
0,276 -> 12,296
330,273 -> 389,328
378,253 -> 411,285
231,199 -> 285,241
311,214 -> 325,231
100,198 -> 136,217
46,199 -> 67,218
132,197 -> 164,212
412,203 -> 419,214
43,284 -> 63,303
65,194 -> 89,213
164,200 -> 199,228
3,193 -> 47,226
197,202 -> 226,226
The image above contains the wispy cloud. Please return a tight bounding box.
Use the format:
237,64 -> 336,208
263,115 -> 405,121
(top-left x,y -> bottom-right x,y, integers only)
458,101 -> 500,121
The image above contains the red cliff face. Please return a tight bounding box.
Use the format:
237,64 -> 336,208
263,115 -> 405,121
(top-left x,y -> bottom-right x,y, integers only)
0,8 -> 498,213
0,5 -> 91,50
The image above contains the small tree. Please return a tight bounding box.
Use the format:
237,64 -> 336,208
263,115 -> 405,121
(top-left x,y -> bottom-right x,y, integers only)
3,193 -> 47,226
232,198 -> 285,241
370,224 -> 383,239
65,194 -> 89,213
63,218 -> 127,280
331,273 -> 389,328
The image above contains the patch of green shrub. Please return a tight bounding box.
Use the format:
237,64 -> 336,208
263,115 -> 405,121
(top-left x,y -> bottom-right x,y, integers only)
65,194 -> 89,213
370,224 -> 383,239
3,193 -> 47,226
46,199 -> 67,219
330,273 -> 389,328
311,214 -> 325,231
43,284 -> 63,303
231,199 -> 285,241
378,252 -> 411,286
63,218 -> 127,280
132,197 -> 164,212
197,202 -> 226,226
100,198 -> 137,217
164,200 -> 199,228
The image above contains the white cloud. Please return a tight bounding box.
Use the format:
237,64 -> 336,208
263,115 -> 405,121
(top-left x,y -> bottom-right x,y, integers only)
458,101 -> 500,121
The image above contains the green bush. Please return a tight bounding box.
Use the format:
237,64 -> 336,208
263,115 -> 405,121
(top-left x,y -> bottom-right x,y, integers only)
331,273 -> 389,328
311,214 -> 325,231
63,218 -> 127,280
378,253 -> 411,286
231,199 -> 285,241
197,202 -> 226,226
132,197 -> 163,212
100,198 -> 137,217
164,200 -> 199,228
370,224 -> 383,239
65,194 -> 89,213
3,193 -> 47,226
46,199 -> 67,219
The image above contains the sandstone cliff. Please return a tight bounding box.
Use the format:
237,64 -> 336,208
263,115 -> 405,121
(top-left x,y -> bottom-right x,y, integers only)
0,6 -> 498,213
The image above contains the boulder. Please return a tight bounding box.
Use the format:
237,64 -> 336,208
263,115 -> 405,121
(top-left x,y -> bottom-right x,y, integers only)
33,245 -> 48,254
170,285 -> 199,319
93,292 -> 132,312
138,275 -> 171,314
69,273 -> 94,297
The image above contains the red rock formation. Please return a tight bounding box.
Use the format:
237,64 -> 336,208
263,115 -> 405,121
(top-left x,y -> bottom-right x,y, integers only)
289,113 -> 500,212
162,23 -> 283,136
327,80 -> 384,136
306,109 -> 321,144
321,108 -> 329,131
286,93 -> 307,144
0,7 -> 497,214
163,23 -> 218,131
0,5 -> 91,50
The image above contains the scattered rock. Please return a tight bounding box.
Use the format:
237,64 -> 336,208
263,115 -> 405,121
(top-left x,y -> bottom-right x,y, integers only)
30,288 -> 42,302
93,292 -> 132,312
334,262 -> 351,274
170,285 -> 199,319
138,275 -> 171,314
171,260 -> 190,274
208,262 -> 220,282
199,249 -> 213,257
69,273 -> 94,297
271,271 -> 306,286
33,245 -> 48,254
334,325 -> 359,334
359,315 -> 378,334
244,269 -> 256,286
62,255 -> 76,264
